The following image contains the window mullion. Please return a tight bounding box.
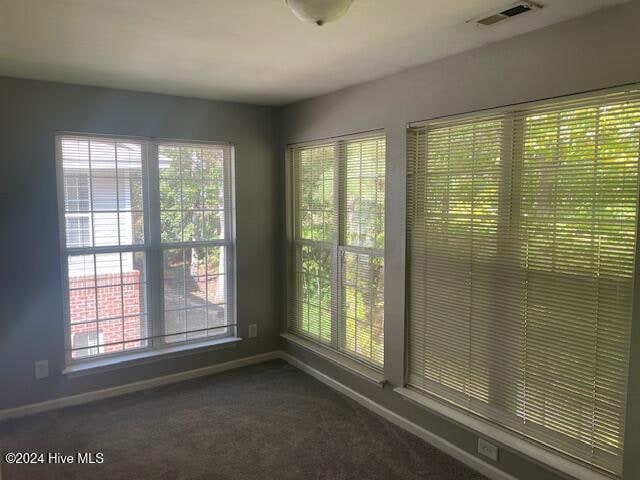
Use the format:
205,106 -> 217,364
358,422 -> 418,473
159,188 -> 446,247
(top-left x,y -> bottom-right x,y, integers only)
224,146 -> 236,337
289,152 -> 300,337
146,141 -> 163,350
340,244 -> 383,257
499,114 -> 525,411
477,114 -> 521,410
56,139 -> 73,364
332,141 -> 342,351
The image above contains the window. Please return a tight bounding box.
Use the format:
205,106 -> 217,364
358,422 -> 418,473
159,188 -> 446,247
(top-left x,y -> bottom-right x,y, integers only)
406,89 -> 640,475
58,135 -> 235,363
287,132 -> 385,369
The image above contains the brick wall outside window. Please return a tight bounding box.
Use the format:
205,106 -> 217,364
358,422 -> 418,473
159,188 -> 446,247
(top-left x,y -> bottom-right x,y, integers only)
69,271 -> 143,355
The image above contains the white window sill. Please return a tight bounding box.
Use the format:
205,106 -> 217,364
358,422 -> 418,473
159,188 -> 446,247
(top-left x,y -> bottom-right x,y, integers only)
63,336 -> 242,378
394,387 -> 614,480
281,333 -> 386,387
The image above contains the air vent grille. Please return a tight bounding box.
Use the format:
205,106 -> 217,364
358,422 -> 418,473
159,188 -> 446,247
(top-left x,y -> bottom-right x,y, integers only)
477,14 -> 507,26
469,1 -> 542,27
501,4 -> 532,17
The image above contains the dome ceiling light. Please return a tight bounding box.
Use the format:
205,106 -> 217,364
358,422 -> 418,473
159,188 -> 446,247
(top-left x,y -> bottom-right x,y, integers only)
286,0 -> 354,26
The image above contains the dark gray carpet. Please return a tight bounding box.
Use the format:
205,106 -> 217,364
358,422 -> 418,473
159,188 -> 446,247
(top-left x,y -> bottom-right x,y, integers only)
0,360 -> 486,479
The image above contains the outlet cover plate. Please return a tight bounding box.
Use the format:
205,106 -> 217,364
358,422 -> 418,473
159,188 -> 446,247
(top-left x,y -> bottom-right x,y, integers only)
248,324 -> 257,338
477,438 -> 499,462
35,360 -> 49,380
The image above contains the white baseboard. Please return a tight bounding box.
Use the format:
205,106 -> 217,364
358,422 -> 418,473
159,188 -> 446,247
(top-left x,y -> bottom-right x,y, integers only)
0,349 -> 515,480
279,351 -> 518,480
0,351 -> 280,422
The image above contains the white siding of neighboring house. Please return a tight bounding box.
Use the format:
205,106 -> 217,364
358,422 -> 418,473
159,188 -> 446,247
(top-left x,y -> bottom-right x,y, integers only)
67,168 -> 134,277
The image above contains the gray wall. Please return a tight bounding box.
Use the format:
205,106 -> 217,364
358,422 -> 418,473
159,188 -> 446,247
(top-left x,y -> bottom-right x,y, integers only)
280,2 -> 640,480
0,77 -> 282,410
2,1 -> 640,479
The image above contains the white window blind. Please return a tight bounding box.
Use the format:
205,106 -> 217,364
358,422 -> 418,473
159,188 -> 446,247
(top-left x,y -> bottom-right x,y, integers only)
58,135 -> 235,363
288,132 -> 386,369
406,89 -> 640,476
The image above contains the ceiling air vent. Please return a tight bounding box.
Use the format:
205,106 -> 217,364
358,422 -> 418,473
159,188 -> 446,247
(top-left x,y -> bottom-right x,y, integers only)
468,1 -> 543,27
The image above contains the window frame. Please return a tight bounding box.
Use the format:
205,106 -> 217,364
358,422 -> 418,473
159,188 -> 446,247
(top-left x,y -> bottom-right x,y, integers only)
56,133 -> 237,366
287,130 -> 386,371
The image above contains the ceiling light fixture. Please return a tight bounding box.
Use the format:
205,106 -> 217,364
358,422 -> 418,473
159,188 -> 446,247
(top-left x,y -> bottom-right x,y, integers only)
286,0 -> 354,26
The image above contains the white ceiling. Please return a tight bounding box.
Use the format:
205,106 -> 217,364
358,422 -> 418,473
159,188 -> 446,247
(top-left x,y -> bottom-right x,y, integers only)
0,0 -> 628,106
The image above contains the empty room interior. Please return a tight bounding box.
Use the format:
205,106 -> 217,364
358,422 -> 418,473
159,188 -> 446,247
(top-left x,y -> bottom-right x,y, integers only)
1,1 -> 640,479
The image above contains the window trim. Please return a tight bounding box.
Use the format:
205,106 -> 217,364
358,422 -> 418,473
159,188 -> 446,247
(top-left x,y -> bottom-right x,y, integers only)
56,132 -> 238,366
407,82 -> 640,129
281,332 -> 386,386
394,386 -> 613,480
62,335 -> 242,377
286,129 -> 386,371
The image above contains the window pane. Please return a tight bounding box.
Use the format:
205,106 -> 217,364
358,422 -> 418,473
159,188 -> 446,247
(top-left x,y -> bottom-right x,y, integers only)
65,215 -> 91,248
95,252 -> 122,286
343,137 -> 385,249
292,244 -> 332,344
407,118 -> 505,402
68,254 -> 95,289
68,286 -> 97,325
93,212 -> 119,246
97,284 -> 123,319
295,145 -> 334,242
162,246 -> 228,343
125,314 -> 148,350
164,310 -> 186,343
159,144 -> 228,243
60,136 -> 145,248
98,318 -> 124,354
160,210 -> 182,243
67,251 -> 147,357
72,330 -> 100,359
186,308 -> 207,340
520,99 -> 640,463
63,174 -> 90,212
341,252 -> 384,366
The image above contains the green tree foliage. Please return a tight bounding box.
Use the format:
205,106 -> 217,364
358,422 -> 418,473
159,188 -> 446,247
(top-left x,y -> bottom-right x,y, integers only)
297,145 -> 334,342
522,103 -> 640,278
159,145 -> 225,271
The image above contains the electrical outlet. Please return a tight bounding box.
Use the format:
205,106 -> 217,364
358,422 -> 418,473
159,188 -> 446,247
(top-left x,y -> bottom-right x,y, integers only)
477,438 -> 499,462
34,360 -> 49,380
248,324 -> 258,338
